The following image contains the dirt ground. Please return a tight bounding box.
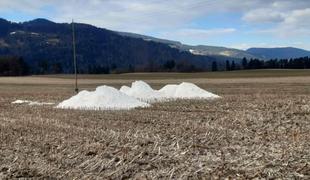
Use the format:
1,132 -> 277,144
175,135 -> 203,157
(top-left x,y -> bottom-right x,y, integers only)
0,71 -> 309,179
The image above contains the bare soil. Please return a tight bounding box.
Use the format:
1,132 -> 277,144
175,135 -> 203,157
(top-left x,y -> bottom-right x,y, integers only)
0,72 -> 309,179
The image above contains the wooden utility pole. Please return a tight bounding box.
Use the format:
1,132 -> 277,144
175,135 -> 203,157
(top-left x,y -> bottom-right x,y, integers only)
72,19 -> 78,93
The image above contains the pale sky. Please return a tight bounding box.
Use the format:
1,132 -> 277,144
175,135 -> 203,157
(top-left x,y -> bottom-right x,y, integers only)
1,0 -> 310,50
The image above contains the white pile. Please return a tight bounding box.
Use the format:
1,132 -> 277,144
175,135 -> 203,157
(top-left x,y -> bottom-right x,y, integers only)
12,100 -> 55,106
56,86 -> 150,110
54,80 -> 220,110
161,82 -> 221,99
120,81 -> 220,102
120,81 -> 165,102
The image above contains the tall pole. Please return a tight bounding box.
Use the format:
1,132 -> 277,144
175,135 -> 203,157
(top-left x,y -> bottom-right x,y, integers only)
72,19 -> 78,93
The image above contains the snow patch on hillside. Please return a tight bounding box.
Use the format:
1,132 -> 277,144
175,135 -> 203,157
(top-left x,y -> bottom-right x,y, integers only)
189,49 -> 204,55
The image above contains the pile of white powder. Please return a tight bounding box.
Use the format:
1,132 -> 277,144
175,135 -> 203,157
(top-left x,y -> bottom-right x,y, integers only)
120,81 -> 220,102
16,80 -> 221,110
56,85 -> 150,110
120,81 -> 165,102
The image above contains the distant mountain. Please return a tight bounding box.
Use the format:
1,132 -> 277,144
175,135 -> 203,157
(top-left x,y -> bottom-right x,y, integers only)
1,18 -> 308,75
118,32 -> 183,47
183,45 -> 258,59
246,47 -> 310,59
118,32 -> 258,59
0,18 -> 240,74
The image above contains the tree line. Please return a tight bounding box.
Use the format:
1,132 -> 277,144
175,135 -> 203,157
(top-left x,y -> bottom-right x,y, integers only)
211,56 -> 310,71
0,56 -> 28,76
1,56 -> 310,76
85,59 -> 201,74
241,56 -> 310,70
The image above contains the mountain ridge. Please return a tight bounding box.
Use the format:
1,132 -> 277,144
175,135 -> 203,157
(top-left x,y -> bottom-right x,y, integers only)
117,31 -> 310,60
117,31 -> 258,59
0,18 -> 230,74
246,47 -> 310,59
0,18 -> 309,74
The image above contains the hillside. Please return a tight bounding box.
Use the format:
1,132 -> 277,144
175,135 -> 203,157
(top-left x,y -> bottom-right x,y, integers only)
0,18 -> 236,74
120,32 -> 310,60
1,18 -> 309,75
118,32 -> 258,59
247,47 -> 310,59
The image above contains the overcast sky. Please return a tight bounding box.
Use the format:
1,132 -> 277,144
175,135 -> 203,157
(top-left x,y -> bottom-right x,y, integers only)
1,0 -> 310,50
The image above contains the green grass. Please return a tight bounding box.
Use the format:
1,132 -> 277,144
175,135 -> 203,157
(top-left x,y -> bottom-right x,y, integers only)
38,69 -> 310,80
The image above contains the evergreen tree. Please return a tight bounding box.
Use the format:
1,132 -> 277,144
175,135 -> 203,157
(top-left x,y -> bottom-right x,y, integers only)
0,56 -> 28,76
231,61 -> 236,71
163,60 -> 176,71
212,61 -> 218,72
226,60 -> 231,71
242,57 -> 248,69
51,63 -> 63,74
38,60 -> 49,74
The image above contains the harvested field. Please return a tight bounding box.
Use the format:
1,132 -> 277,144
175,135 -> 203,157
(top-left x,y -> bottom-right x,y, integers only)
0,70 -> 309,179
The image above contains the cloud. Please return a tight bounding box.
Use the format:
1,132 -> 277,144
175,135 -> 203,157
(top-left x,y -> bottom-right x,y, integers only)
277,8 -> 310,37
50,0 -> 216,32
242,8 -> 285,23
159,28 -> 236,44
241,0 -> 310,25
252,8 -> 310,37
282,8 -> 310,29
163,28 -> 236,37
0,0 -> 292,31
0,0 -> 48,14
0,0 -> 309,49
1,0 -> 309,32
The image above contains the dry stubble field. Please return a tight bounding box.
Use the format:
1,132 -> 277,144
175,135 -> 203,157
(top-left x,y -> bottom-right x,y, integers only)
0,70 -> 309,179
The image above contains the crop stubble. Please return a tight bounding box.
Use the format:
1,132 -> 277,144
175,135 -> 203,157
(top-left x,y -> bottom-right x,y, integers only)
0,74 -> 309,179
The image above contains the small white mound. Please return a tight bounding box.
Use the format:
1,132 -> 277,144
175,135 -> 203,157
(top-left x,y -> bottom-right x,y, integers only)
56,86 -> 150,110
119,85 -> 131,92
120,81 -> 165,102
12,100 -> 55,106
12,100 -> 31,104
158,84 -> 178,97
159,83 -> 220,99
29,102 -> 55,106
173,82 -> 220,99
121,81 -> 220,102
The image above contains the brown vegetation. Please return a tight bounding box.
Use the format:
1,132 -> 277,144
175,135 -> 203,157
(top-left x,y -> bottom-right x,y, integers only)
0,72 -> 309,179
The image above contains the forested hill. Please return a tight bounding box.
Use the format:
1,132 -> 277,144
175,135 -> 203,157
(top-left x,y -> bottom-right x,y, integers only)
0,18 -> 235,74
247,47 -> 310,59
